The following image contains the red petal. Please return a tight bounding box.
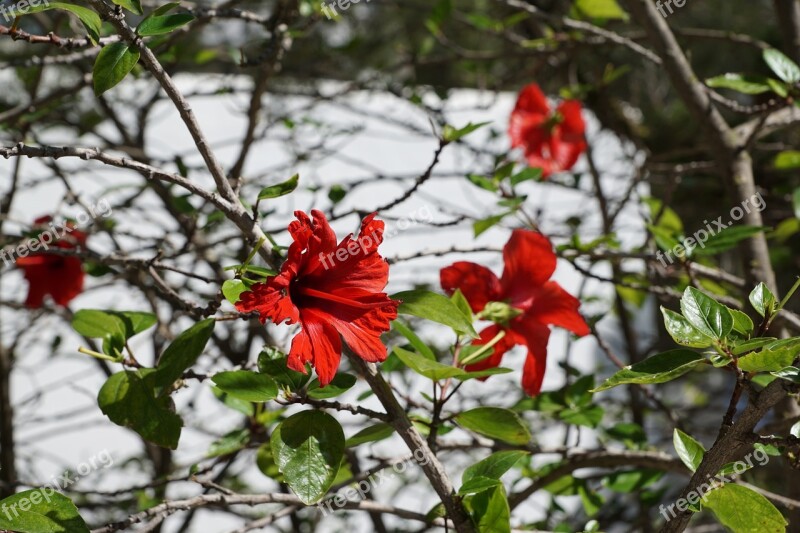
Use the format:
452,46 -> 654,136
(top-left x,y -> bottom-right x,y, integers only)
509,111 -> 548,151
511,316 -> 551,396
48,257 -> 84,306
500,230 -> 556,309
287,328 -> 313,373
299,311 -> 343,386
556,100 -> 586,138
440,262 -> 502,313
299,290 -> 398,363
527,281 -> 590,336
464,325 -> 521,375
513,83 -> 550,115
235,279 -> 299,325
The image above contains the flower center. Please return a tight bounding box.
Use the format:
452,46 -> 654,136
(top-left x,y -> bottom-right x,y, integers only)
477,301 -> 523,325
293,285 -> 389,310
543,111 -> 564,133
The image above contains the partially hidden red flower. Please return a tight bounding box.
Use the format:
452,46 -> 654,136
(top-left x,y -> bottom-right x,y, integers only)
17,215 -> 87,308
509,83 -> 587,178
440,230 -> 589,396
236,210 -> 400,386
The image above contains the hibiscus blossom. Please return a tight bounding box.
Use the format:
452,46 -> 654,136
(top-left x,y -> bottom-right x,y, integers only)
508,83 -> 587,178
440,230 -> 589,396
16,216 -> 87,308
236,210 -> 400,385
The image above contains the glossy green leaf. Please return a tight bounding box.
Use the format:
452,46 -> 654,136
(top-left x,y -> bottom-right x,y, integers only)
222,279 -> 248,304
307,373 -> 357,399
771,366 -> 800,384
392,319 -> 436,360
739,347 -> 798,373
673,429 -> 705,472
661,307 -> 713,348
764,48 -> 800,83
258,174 -> 299,200
138,12 -> 194,36
346,422 -> 394,447
153,319 -> 215,387
729,309 -> 755,336
110,0 -> 143,15
212,371 -> 278,402
469,485 -> 511,533
703,484 -> 787,533
592,350 -> 705,392
680,287 -> 733,340
98,369 -> 182,449
0,490 -> 89,533
455,407 -> 531,445
706,73 -> 774,95
393,346 -> 465,380
21,2 -> 101,42
392,289 -> 477,337
749,283 -> 777,318
93,42 -> 140,96
271,410 -> 345,504
463,451 -> 528,484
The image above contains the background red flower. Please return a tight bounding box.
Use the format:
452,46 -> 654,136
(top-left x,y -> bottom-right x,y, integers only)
508,83 -> 587,177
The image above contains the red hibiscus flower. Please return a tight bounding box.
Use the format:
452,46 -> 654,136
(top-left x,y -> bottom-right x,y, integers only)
16,216 -> 87,308
236,210 -> 400,386
508,83 -> 587,177
440,230 -> 589,396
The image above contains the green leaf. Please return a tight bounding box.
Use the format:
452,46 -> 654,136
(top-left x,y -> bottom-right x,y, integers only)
738,346 -> 798,373
661,307 -> 713,348
510,167 -> 542,185
271,410 -> 345,504
578,484 -> 604,516
258,174 -> 299,200
98,369 -> 182,449
592,349 -> 705,392
574,0 -> 628,20
21,2 -> 102,43
456,367 -> 513,381
469,485 -> 511,533
93,42 -> 140,96
680,287 -> 733,340
258,347 -> 310,390
703,484 -> 787,533
455,407 -> 531,445
346,422 -> 394,447
467,174 -> 498,192
749,283 -> 777,317
110,0 -> 143,15
153,319 -> 215,387
222,279 -> 249,304
729,309 -> 755,335
442,121 -> 491,142
771,366 -> 800,384
392,289 -> 477,337
764,48 -> 800,83
256,443 -> 282,480
774,151 -> 800,170
0,490 -> 89,533
450,289 -> 474,322
463,451 -> 528,484
694,226 -> 768,256
307,373 -> 357,399
706,74 -> 775,95
392,319 -> 436,360
559,405 -> 604,428
138,12 -> 194,36
393,347 -> 465,380
473,213 -> 510,237
212,371 -> 278,402
207,428 -> 250,457
732,337 -> 777,356
603,469 -> 663,493
459,477 -> 502,495
673,429 -> 705,472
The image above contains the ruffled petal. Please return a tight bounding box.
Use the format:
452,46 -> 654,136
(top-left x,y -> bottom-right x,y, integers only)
440,262 -> 502,313
299,310 -> 343,386
235,278 -> 299,325
500,230 -> 556,309
526,281 -> 590,336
